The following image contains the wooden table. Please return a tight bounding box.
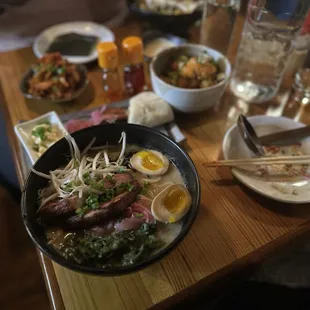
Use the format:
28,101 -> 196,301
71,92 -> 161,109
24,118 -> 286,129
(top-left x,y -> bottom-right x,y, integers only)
2,18 -> 310,310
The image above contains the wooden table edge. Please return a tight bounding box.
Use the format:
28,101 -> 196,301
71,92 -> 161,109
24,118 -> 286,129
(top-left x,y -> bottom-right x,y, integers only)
2,82 -> 310,310
0,83 -> 65,310
152,221 -> 310,309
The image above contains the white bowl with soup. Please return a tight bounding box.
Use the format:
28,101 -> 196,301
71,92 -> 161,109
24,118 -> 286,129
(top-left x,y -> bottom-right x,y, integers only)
150,44 -> 231,113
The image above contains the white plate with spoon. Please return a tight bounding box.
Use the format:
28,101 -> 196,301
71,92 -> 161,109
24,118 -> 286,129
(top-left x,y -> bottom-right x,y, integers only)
221,115 -> 310,204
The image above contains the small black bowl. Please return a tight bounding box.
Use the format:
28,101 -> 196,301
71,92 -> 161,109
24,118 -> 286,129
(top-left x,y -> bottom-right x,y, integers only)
21,124 -> 200,276
129,3 -> 202,31
19,64 -> 89,104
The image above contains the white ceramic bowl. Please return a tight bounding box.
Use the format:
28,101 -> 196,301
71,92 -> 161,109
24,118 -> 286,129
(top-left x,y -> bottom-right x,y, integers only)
150,44 -> 231,113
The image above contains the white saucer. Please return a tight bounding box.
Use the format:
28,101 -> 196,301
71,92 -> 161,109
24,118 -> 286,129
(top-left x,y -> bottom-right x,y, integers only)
33,21 -> 115,64
222,116 -> 310,204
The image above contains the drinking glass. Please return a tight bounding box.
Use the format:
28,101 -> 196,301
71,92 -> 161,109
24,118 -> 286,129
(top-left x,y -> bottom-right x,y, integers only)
200,0 -> 241,55
230,0 -> 309,103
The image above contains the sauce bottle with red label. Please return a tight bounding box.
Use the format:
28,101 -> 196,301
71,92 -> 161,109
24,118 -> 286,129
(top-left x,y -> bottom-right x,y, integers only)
122,36 -> 146,95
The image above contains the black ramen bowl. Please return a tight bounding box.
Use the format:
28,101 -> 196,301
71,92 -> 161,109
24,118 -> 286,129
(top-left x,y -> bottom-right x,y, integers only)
129,3 -> 202,34
21,124 -> 200,276
19,64 -> 89,104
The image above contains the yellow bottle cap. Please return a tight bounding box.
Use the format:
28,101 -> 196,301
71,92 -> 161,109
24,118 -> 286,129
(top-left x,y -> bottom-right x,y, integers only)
122,36 -> 144,65
97,42 -> 118,69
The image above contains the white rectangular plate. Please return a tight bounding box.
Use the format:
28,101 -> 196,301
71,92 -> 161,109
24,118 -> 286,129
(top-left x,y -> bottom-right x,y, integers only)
14,111 -> 68,165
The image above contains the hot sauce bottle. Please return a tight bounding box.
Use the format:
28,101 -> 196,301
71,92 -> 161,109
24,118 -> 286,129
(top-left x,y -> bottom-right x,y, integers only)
97,42 -> 122,101
122,36 -> 146,95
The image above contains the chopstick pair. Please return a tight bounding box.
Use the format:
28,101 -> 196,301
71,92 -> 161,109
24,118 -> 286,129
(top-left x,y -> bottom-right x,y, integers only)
204,155 -> 310,168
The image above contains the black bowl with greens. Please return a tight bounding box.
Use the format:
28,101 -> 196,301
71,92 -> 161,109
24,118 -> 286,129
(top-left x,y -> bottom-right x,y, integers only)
21,124 -> 200,275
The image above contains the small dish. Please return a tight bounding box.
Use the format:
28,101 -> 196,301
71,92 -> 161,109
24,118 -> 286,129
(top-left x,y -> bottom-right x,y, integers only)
33,21 -> 115,64
19,64 -> 88,104
14,111 -> 68,164
150,44 -> 231,113
142,30 -> 187,60
222,115 -> 310,204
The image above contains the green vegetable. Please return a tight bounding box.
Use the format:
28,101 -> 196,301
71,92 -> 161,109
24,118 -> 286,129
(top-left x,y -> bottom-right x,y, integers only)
83,172 -> 91,184
32,126 -> 46,141
76,193 -> 100,216
100,188 -> 115,203
115,182 -> 134,194
75,208 -> 85,216
86,193 -> 100,210
141,182 -> 149,195
178,55 -> 189,63
106,174 -> 116,184
62,182 -> 74,193
59,223 -> 164,266
134,213 -> 144,218
75,181 -> 134,216
47,65 -> 57,73
57,67 -> 66,75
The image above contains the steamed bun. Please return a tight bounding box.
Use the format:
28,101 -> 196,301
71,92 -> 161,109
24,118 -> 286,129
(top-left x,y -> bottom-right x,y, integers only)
128,92 -> 174,128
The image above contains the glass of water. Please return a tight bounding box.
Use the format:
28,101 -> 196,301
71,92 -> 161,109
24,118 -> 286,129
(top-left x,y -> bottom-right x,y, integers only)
230,0 -> 309,103
200,0 -> 241,55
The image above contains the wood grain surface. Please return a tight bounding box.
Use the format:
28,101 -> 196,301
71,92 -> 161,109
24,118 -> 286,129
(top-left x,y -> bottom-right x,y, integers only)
1,18 -> 310,310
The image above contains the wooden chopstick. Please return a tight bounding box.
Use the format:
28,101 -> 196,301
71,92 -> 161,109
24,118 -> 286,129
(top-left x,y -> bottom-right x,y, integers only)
204,155 -> 310,168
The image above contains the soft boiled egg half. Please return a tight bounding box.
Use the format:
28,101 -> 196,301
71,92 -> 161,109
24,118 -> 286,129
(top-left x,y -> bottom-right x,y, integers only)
151,184 -> 192,223
130,150 -> 169,175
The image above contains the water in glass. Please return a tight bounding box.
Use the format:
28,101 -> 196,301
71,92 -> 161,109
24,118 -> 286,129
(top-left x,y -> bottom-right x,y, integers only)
200,0 -> 240,55
230,0 -> 308,103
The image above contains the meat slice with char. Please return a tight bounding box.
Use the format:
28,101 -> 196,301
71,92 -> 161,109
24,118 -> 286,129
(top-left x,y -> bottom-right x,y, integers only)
39,196 -> 81,223
64,180 -> 141,229
113,173 -> 133,187
101,173 -> 133,189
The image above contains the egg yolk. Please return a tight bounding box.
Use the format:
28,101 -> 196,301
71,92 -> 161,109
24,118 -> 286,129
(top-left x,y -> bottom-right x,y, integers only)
138,151 -> 163,171
163,188 -> 187,216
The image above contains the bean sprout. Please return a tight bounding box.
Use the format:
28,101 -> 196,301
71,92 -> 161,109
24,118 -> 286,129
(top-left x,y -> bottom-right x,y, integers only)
31,167 -> 51,180
81,137 -> 96,157
35,132 -> 128,202
117,131 -> 126,165
104,151 -> 110,166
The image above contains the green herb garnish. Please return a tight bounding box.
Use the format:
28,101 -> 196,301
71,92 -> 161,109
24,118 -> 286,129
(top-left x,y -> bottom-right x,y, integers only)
47,65 -> 57,73
134,213 -> 144,218
141,181 -> 149,195
59,223 -> 164,266
83,172 -> 91,185
57,67 -> 66,75
32,126 -> 46,141
106,174 -> 116,184
86,193 -> 100,210
100,188 -> 115,203
62,182 -> 74,193
75,181 -> 135,216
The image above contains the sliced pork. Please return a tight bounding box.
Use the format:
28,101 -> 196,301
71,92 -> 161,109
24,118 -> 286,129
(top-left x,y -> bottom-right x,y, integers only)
64,180 -> 141,229
39,196 -> 82,223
